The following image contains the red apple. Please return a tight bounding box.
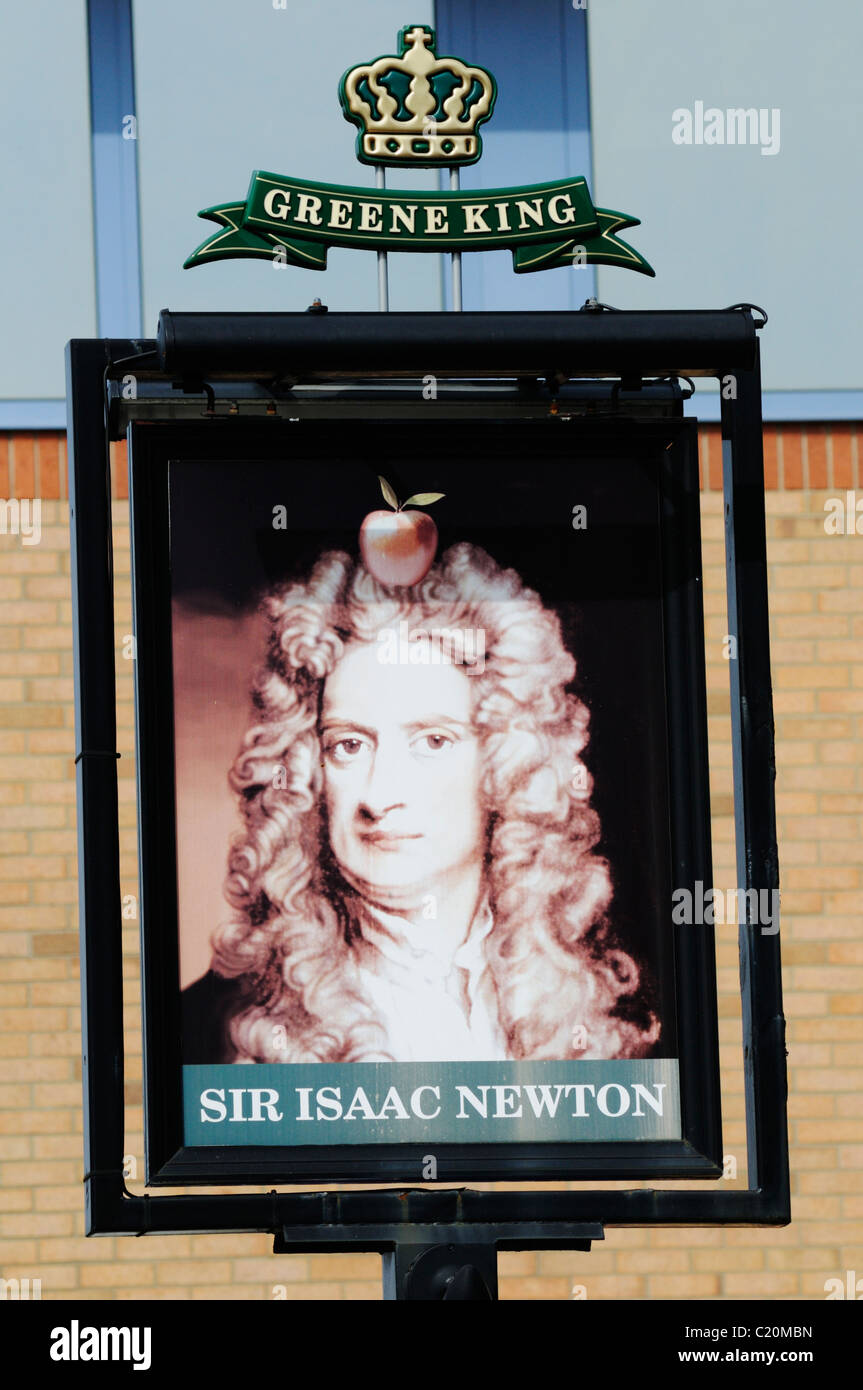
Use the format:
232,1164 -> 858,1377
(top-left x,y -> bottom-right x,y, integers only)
359,477 -> 445,586
360,508 -> 438,586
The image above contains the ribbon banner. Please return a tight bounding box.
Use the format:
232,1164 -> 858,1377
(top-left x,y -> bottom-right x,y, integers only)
184,170 -> 654,276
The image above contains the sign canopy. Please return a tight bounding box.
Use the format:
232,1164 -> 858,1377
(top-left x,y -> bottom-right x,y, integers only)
185,23 -> 654,278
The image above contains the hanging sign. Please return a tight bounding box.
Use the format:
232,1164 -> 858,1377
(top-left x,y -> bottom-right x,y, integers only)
128,413 -> 722,1186
184,25 -> 653,277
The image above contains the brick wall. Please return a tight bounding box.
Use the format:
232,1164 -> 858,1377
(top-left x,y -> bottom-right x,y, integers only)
1,425 -> 861,1300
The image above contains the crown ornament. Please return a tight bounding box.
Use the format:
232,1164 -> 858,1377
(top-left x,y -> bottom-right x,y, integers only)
339,24 -> 497,167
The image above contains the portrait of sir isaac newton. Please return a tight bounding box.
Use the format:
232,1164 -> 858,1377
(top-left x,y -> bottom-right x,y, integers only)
180,469 -> 665,1068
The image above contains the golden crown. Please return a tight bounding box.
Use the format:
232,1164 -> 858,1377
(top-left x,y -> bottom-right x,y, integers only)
339,24 -> 497,167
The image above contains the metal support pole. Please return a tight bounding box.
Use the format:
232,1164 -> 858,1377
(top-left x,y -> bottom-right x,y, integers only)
66,340 -> 127,1234
275,1222 -> 601,1300
376,166 -> 389,312
449,167 -> 462,311
720,341 -> 788,1202
383,1242 -> 497,1300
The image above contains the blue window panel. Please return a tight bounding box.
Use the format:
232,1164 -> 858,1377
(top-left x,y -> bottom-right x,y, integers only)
687,391 -> 863,425
88,0 -> 142,337
0,402 -> 69,430
435,0 -> 596,311
131,1 -> 439,321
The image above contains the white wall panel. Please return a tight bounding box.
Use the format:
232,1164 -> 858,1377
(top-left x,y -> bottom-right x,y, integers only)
588,1 -> 863,392
0,2 -> 96,399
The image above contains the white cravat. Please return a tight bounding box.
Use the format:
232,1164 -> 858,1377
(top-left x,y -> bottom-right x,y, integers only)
351,896 -> 508,1062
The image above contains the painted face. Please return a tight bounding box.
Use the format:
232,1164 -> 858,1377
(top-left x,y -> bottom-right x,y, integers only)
319,636 -> 486,904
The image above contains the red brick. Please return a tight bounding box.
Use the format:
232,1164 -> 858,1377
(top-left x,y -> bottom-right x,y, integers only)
807,426 -> 828,489
783,428 -> 803,488
38,436 -> 61,501
111,440 -> 128,501
832,423 -> 854,488
12,434 -> 35,497
763,427 -> 779,488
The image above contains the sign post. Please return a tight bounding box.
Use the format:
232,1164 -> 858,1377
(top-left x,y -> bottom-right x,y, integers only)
67,20 -> 788,1303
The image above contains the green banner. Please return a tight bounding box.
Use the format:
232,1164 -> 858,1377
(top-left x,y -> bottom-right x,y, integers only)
183,1058 -> 680,1146
184,171 -> 654,276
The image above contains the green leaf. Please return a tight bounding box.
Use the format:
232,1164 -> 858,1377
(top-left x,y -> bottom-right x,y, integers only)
378,475 -> 399,510
402,492 -> 445,508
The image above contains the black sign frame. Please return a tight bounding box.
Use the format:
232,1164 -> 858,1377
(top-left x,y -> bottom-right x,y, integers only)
67,309 -> 789,1255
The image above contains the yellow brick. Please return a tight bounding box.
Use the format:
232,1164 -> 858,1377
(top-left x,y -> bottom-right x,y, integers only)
30,981 -> 80,1005
792,1195 -> 842,1220
787,867 -> 857,889
28,732 -> 74,754
23,626 -> 75,651
33,1189 -> 84,1212
156,1259 -> 231,1284
0,1239 -> 38,1261
775,618 -> 849,640
1,1212 -> 74,1237
819,691 -> 863,711
798,1171 -> 863,1194
770,590 -> 815,613
0,1189 -> 32,1212
0,1137 -> 30,1159
5,908 -> 68,931
776,664 -> 851,689
23,575 -> 70,598
31,782 -> 74,805
775,565 -> 847,589
794,968 -> 863,991
0,550 -> 58,573
723,1271 -> 799,1295
647,1273 -> 719,1298
32,882 -> 78,905
0,805 -> 66,829
230,1256 -> 308,1284
824,798 -> 863,814
112,1287 -> 189,1300
498,1276 -> 573,1300
0,601 -> 57,624
831,994 -> 863,1015
767,1246 -> 837,1270
692,1248 -> 765,1271
0,731 -> 29,754
774,691 -> 816,713
81,1263 -> 157,1287
0,1007 -> 68,1031
38,1237 -> 116,1262
32,1083 -> 81,1106
32,932 -> 78,955
24,679 -> 74,701
190,1285 -> 263,1300
796,1019 -> 863,1042
305,1254 -> 379,1281
617,1249 -> 691,1273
